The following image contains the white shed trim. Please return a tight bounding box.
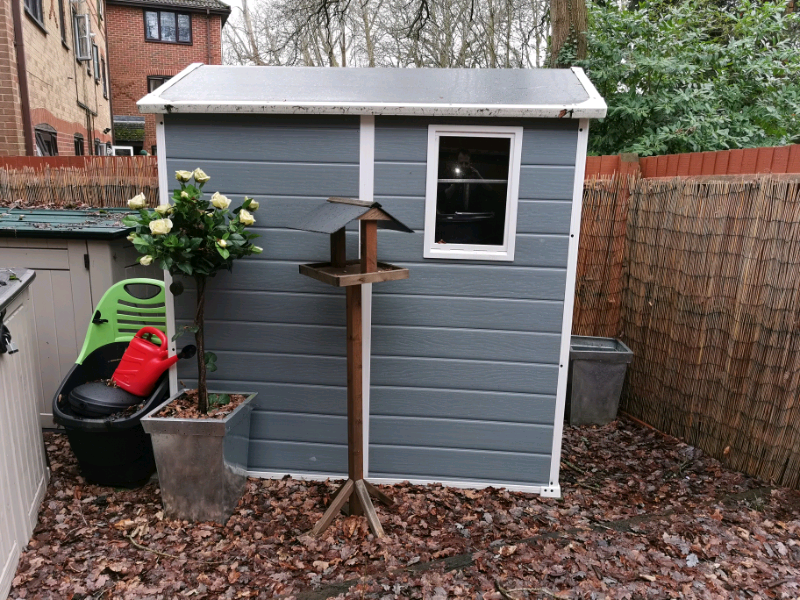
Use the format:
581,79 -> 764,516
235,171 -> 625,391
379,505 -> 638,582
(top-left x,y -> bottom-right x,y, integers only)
545,117 -> 591,499
359,115 -> 375,476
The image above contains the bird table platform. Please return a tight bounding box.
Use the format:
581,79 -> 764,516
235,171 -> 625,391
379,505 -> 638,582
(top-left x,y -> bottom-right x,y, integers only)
291,197 -> 413,538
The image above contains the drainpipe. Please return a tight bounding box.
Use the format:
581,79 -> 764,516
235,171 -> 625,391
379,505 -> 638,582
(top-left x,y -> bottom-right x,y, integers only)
206,9 -> 211,64
103,3 -> 115,145
11,0 -> 34,155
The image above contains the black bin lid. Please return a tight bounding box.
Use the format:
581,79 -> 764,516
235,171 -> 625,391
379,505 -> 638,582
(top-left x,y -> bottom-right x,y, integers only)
68,382 -> 142,418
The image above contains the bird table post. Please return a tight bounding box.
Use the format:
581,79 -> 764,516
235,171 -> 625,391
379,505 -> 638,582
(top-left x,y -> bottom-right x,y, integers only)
289,197 -> 413,538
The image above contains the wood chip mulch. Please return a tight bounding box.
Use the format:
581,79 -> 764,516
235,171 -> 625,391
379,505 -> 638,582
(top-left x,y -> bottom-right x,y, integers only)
153,390 -> 249,420
10,418 -> 800,600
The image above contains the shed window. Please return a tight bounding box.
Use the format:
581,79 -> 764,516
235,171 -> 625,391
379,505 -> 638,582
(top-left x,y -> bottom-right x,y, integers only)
423,125 -> 523,261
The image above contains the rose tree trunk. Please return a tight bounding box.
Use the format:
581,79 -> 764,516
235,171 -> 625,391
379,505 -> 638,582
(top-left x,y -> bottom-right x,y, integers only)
194,276 -> 208,414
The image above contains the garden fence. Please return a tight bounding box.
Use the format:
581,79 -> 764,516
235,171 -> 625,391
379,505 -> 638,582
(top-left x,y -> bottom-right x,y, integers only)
0,157 -> 158,208
574,173 -> 800,489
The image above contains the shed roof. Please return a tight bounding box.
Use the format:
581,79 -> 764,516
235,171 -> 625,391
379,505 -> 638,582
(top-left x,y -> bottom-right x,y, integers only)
138,64 -> 607,119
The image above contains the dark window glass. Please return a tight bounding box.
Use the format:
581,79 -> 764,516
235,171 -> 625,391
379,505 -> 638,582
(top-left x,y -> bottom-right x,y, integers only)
94,139 -> 102,156
177,13 -> 191,42
145,11 -> 159,39
35,126 -> 58,156
59,0 -> 67,43
74,134 -> 84,156
160,11 -> 176,42
147,76 -> 172,93
25,0 -> 43,24
434,136 -> 511,246
151,145 -> 158,156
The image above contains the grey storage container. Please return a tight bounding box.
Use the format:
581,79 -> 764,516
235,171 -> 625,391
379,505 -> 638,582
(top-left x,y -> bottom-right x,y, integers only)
566,336 -> 633,426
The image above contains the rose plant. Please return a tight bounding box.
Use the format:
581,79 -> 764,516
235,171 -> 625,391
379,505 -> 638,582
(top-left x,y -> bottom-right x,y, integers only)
123,168 -> 262,414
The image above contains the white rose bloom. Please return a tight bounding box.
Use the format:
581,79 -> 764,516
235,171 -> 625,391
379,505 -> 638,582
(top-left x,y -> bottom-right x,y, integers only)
149,218 -> 173,235
139,255 -> 153,266
239,209 -> 255,226
217,239 -> 228,248
247,199 -> 259,211
126,234 -> 136,242
192,168 -> 210,184
180,191 -> 189,199
251,245 -> 263,254
175,170 -> 192,182
211,192 -> 231,209
128,193 -> 147,209
155,204 -> 173,215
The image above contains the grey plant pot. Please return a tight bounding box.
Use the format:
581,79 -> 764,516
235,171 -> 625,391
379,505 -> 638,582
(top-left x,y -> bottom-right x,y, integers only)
141,390 -> 256,524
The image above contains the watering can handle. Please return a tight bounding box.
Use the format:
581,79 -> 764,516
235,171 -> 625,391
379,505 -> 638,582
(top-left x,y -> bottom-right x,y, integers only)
135,326 -> 167,347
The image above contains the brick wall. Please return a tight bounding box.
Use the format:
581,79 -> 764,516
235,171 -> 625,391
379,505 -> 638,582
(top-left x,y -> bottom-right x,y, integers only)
21,0 -> 112,155
0,0 -> 25,155
107,4 -> 224,153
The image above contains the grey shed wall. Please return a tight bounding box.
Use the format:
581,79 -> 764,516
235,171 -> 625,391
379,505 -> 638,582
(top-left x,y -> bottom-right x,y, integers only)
164,113 -> 578,488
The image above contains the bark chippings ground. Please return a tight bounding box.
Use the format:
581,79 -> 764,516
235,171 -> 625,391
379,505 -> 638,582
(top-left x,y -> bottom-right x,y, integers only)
11,419 -> 800,599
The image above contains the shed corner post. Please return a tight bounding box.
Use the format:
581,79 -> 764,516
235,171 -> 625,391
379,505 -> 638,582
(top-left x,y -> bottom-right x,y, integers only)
155,116 -> 179,397
359,114 -> 375,477
545,117 -> 591,499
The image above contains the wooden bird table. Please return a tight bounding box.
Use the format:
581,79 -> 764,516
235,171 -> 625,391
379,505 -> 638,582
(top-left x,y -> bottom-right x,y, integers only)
292,197 -> 412,538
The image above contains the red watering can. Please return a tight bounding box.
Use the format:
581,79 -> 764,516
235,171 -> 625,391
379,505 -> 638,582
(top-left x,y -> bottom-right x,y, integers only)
112,327 -> 194,397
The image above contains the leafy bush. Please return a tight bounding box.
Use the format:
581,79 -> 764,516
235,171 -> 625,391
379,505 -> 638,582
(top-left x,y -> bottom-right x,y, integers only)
124,169 -> 262,413
576,0 -> 800,156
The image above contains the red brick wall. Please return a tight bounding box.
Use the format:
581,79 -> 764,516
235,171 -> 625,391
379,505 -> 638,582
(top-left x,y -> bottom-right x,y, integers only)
107,4 -> 224,152
0,0 -> 25,155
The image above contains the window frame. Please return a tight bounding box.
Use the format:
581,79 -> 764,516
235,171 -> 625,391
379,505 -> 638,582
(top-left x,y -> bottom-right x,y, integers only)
24,0 -> 46,30
74,134 -> 85,156
92,44 -> 100,82
422,124 -> 524,262
101,57 -> 108,98
143,9 -> 192,44
34,126 -> 58,156
147,75 -> 172,94
59,0 -> 68,47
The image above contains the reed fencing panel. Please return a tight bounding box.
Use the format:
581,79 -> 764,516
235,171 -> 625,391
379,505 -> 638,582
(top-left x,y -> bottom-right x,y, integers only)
574,174 -> 800,488
0,157 -> 158,208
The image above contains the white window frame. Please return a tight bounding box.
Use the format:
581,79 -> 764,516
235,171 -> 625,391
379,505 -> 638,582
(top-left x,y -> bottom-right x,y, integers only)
423,124 -> 523,262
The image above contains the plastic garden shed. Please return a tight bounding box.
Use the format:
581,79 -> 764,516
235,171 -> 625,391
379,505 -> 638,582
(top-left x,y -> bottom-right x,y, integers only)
138,64 -> 607,497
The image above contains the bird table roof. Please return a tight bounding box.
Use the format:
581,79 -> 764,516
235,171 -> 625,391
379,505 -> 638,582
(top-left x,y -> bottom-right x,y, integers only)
289,198 -> 414,235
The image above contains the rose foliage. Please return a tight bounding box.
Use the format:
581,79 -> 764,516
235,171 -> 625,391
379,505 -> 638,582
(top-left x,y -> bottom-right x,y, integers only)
123,169 -> 261,413
574,0 -> 800,156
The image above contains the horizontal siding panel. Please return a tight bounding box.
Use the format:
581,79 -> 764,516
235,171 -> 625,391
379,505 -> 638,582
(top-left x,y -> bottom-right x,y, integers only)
369,445 -> 550,485
371,387 -> 557,424
248,440 -> 346,475
165,116 -> 359,163
165,159 -> 359,197
372,326 -> 560,363
179,381 -> 347,416
177,321 -> 560,363
177,290 -> 562,333
374,163 -> 574,200
371,416 -> 553,454
251,412 -> 346,445
376,197 -> 572,234
371,357 -> 558,395
178,352 -> 346,387
183,261 -> 566,300
375,121 -> 578,166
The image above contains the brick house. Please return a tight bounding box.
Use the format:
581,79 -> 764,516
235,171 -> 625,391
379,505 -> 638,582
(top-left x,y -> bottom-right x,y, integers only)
0,0 -> 113,156
106,0 -> 229,154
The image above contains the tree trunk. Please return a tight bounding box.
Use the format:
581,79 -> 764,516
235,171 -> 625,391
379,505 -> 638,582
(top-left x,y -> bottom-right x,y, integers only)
195,276 -> 208,414
550,0 -> 587,67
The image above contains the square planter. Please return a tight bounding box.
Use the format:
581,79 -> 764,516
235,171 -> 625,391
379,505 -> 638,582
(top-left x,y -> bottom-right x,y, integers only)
566,336 -> 633,426
141,390 -> 256,524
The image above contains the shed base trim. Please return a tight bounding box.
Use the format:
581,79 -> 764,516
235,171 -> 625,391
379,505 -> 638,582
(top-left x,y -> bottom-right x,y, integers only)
246,469 -> 556,496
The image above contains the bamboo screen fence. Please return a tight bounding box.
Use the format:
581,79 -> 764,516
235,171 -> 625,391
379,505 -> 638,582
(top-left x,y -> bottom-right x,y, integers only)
575,175 -> 800,489
0,157 -> 158,208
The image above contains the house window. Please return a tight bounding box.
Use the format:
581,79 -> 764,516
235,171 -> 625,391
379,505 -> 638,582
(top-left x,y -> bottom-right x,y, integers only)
59,0 -> 67,45
97,0 -> 104,21
144,10 -> 191,43
74,134 -> 84,156
24,0 -> 44,26
101,57 -> 107,98
147,75 -> 172,93
34,125 -> 58,156
94,139 -> 103,156
92,44 -> 100,81
73,11 -> 92,61
423,125 -> 523,261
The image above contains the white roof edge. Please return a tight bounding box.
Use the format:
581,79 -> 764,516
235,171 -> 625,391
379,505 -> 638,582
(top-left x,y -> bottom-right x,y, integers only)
137,64 -> 608,119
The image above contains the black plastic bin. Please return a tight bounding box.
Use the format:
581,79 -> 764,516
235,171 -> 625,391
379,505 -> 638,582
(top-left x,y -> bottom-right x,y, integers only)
566,336 -> 633,426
